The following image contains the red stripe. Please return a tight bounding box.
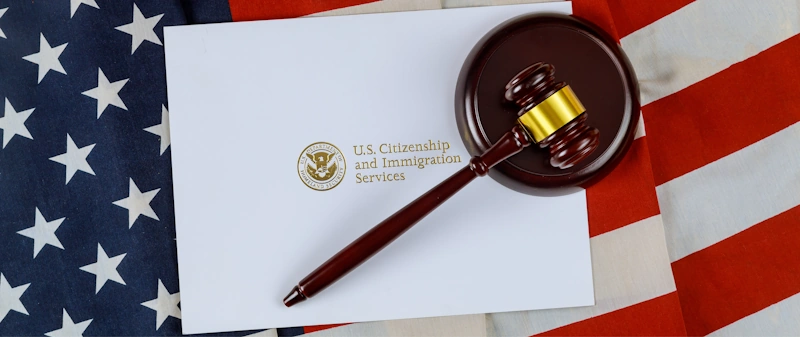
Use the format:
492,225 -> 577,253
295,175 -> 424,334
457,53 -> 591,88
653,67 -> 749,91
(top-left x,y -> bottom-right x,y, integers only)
572,0 -> 621,42
304,323 -> 350,334
586,138 -> 661,237
534,292 -> 687,336
228,0 -> 378,21
671,205 -> 800,336
643,34 -> 800,186
606,0 -> 693,38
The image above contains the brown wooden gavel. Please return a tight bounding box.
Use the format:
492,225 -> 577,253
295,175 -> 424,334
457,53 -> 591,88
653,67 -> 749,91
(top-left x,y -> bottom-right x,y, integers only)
283,62 -> 600,307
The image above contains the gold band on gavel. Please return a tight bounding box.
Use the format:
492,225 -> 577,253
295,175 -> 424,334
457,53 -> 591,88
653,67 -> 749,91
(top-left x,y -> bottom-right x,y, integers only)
516,85 -> 586,142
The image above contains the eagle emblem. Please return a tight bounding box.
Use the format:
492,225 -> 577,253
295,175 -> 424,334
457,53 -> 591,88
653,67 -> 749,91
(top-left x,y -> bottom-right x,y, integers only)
305,151 -> 338,181
298,142 -> 346,191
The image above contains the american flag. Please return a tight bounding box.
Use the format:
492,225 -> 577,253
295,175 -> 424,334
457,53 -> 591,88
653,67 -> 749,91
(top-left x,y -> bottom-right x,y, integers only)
1,0 -> 798,336
0,0 -> 245,336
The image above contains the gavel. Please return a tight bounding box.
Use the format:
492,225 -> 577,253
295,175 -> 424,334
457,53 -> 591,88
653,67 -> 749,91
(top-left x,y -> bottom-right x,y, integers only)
504,62 -> 599,169
283,61 -> 600,306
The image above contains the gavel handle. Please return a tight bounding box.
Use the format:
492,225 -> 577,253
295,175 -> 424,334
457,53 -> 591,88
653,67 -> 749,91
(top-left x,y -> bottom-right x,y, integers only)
295,125 -> 532,300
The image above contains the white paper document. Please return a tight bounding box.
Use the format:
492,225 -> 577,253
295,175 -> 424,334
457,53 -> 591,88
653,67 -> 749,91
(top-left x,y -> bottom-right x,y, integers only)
164,2 -> 593,334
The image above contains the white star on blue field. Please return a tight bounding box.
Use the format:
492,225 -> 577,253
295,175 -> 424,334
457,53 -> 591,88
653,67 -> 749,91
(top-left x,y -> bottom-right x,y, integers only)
0,1 -> 275,336
0,1 -> 187,335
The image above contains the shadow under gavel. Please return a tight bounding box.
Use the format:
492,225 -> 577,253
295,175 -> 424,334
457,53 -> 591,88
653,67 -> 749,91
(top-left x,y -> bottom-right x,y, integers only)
283,62 -> 600,307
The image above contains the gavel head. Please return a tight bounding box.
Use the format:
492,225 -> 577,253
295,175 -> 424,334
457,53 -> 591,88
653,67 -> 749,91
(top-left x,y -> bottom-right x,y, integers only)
504,62 -> 600,169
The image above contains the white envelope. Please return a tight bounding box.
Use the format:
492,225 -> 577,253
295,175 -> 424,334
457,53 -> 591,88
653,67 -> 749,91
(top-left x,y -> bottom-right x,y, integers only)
164,2 -> 594,334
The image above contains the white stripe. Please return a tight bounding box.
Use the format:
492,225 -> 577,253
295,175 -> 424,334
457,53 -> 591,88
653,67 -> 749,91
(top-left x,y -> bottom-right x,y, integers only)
244,329 -> 278,337
486,215 -> 676,336
307,0 -> 441,17
305,314 -> 488,337
708,292 -> 800,336
621,0 -> 800,105
634,111 -> 645,139
442,0 -> 556,8
658,122 -> 800,262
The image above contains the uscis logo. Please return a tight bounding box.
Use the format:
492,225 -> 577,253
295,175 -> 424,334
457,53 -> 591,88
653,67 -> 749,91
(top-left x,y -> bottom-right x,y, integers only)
298,142 -> 346,191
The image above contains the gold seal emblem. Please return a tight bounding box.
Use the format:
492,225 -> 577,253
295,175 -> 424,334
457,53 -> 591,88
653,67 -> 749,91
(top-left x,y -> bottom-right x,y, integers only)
298,142 -> 346,191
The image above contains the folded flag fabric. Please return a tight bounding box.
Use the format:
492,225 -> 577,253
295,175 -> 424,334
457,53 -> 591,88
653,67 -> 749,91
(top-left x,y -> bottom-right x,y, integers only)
0,0 -> 229,336
1,0 -> 798,337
